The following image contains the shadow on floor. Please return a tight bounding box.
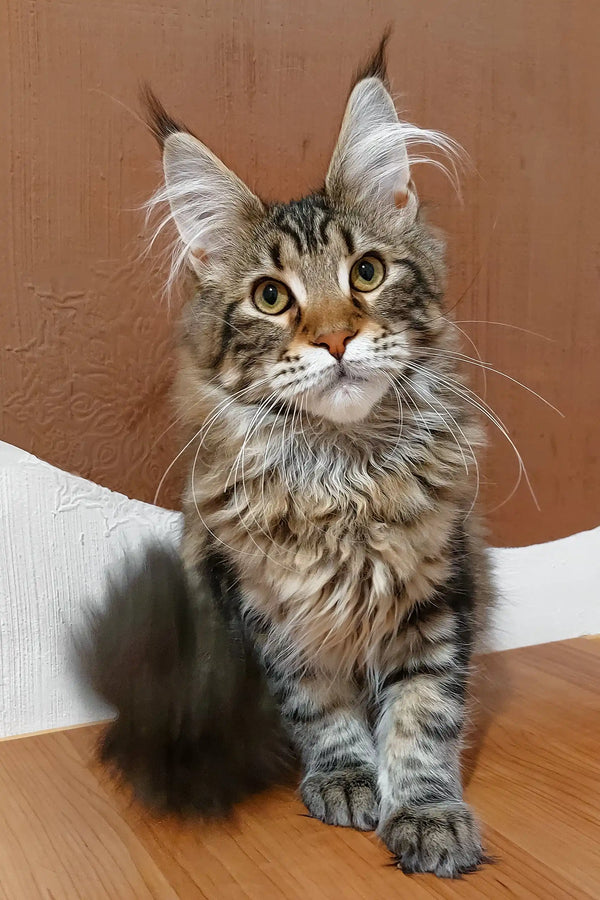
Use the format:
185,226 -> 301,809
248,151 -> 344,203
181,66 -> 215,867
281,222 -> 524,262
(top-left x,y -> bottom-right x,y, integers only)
462,650 -> 514,787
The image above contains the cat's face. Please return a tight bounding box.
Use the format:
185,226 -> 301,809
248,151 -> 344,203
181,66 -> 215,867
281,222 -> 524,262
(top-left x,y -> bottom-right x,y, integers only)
147,74 -> 450,424
198,194 -> 444,424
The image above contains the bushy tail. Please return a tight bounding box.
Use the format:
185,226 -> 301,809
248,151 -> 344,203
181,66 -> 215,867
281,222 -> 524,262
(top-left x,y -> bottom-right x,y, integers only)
78,545 -> 290,816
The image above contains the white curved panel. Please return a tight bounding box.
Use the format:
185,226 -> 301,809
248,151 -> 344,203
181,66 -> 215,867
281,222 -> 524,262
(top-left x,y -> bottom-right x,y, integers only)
0,442 -> 181,738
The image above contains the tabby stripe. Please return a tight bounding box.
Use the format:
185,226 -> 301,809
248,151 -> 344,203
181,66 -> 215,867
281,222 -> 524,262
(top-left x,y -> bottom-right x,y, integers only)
409,776 -> 456,804
380,661 -> 455,692
295,209 -> 319,252
421,718 -> 462,741
442,524 -> 476,668
313,748 -> 368,773
269,242 -> 283,270
339,225 -> 355,256
318,213 -> 332,246
278,222 -> 304,255
213,300 -> 238,368
284,700 -> 342,725
403,597 -> 443,628
393,257 -> 427,283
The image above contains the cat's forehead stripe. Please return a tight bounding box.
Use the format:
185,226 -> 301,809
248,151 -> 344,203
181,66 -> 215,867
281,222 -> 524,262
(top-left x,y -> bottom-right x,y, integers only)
277,221 -> 304,256
269,242 -> 283,271
339,226 -> 355,256
268,195 -> 349,257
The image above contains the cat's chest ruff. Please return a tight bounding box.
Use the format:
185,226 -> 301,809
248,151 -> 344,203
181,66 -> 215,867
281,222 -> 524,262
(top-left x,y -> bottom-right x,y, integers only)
191,424 -> 462,671
234,480 -> 455,674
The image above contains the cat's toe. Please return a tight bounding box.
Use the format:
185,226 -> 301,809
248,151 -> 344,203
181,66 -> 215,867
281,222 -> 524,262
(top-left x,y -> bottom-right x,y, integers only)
301,765 -> 379,830
378,801 -> 488,878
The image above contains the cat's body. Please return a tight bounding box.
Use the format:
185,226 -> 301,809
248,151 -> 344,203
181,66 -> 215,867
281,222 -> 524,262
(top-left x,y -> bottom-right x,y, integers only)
178,278 -> 490,678
85,37 -> 495,878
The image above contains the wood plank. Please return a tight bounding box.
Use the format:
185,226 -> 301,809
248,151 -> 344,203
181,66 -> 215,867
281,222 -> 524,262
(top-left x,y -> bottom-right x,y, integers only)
0,731 -> 179,900
1,638 -> 599,897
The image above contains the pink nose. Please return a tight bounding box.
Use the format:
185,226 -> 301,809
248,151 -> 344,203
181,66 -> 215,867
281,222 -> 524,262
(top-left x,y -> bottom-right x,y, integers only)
313,329 -> 357,361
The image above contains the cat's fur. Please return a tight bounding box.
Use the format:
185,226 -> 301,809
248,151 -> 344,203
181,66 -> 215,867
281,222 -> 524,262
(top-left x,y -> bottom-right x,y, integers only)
82,545 -> 291,814
85,36 -> 494,877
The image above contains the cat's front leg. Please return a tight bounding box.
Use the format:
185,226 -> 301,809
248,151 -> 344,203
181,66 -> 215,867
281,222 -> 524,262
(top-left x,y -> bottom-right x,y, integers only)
270,662 -> 379,830
375,661 -> 486,877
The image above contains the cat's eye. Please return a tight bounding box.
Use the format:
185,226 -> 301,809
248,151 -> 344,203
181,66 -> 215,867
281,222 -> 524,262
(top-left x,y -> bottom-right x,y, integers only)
252,279 -> 291,315
350,255 -> 385,292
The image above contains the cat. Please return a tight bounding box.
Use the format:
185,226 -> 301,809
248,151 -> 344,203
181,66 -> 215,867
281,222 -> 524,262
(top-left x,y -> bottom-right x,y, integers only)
83,34 -> 494,878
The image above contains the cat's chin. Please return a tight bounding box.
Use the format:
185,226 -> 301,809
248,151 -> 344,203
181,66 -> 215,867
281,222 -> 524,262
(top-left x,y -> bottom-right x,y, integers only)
305,375 -> 388,424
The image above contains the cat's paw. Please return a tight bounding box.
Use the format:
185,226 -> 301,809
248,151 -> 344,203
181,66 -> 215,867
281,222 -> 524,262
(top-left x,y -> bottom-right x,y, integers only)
301,765 -> 379,830
378,801 -> 487,878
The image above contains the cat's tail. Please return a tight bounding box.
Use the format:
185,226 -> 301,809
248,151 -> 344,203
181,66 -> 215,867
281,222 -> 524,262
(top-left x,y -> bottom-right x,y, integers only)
77,544 -> 291,816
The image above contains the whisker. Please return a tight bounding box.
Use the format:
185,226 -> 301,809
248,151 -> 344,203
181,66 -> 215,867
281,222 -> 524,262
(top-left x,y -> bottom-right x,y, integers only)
379,375 -> 405,466
399,374 -> 481,517
445,319 -> 488,400
259,400 -> 288,540
189,391 -> 276,563
452,319 -> 555,343
423,347 -> 563,417
401,374 -> 471,477
409,362 -> 540,511
229,392 -> 287,555
198,310 -> 249,340
153,422 -> 205,507
196,377 -> 271,448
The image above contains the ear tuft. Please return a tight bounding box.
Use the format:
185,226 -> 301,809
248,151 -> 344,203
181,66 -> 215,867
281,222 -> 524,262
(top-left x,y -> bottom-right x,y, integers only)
326,77 -> 413,214
352,26 -> 392,88
326,39 -> 465,216
146,128 -> 263,287
140,83 -> 190,149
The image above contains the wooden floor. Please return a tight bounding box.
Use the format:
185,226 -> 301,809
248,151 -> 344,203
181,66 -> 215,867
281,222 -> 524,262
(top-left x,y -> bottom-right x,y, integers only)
1,638 -> 599,899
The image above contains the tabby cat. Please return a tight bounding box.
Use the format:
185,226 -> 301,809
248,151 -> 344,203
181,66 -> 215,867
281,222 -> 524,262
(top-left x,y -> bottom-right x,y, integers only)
85,36 -> 494,878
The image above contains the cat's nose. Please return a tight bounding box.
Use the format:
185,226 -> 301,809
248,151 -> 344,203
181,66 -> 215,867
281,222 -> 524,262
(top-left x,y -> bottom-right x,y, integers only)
313,329 -> 357,361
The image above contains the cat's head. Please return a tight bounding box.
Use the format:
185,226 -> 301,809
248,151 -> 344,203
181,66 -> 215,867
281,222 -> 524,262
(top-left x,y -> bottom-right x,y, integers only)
145,36 -> 460,425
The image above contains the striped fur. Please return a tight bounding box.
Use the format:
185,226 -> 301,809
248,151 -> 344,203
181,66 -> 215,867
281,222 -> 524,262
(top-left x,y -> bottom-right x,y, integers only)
119,36 -> 494,878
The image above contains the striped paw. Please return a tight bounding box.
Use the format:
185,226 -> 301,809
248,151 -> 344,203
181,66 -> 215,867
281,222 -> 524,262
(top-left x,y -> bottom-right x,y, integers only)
301,765 -> 379,831
378,801 -> 488,878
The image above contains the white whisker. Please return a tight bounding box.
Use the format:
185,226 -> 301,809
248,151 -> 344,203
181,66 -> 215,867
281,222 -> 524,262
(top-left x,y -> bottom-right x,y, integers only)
452,319 -> 555,342
444,319 -> 488,400
409,362 -> 539,511
424,346 -> 563,417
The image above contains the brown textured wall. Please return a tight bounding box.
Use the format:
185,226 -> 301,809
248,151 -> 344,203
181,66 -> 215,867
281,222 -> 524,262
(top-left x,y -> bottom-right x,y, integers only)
1,0 -> 599,547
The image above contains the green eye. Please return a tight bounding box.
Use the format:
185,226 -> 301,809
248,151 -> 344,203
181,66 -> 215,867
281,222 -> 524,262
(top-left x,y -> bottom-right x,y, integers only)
252,279 -> 291,315
350,255 -> 385,292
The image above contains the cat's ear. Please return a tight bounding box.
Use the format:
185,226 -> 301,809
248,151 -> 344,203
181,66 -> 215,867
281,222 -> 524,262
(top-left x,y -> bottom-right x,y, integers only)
161,132 -> 263,266
325,76 -> 417,217
142,86 -> 263,273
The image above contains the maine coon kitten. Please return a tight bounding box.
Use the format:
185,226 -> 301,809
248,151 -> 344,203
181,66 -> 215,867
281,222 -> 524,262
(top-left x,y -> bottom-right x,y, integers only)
85,37 -> 494,878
